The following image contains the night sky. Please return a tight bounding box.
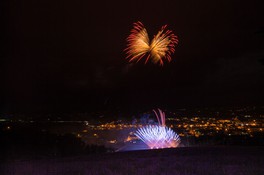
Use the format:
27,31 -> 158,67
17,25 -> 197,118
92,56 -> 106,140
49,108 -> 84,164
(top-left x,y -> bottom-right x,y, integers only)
1,0 -> 264,114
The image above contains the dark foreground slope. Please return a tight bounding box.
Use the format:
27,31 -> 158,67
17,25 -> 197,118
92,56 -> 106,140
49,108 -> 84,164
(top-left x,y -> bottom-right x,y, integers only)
1,146 -> 264,175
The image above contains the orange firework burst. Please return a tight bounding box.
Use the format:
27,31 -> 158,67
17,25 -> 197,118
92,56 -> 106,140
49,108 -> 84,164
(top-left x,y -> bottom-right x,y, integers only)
125,21 -> 178,66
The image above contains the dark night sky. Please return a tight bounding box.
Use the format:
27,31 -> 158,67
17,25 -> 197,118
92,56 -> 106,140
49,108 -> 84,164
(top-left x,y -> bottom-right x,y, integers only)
1,0 -> 264,114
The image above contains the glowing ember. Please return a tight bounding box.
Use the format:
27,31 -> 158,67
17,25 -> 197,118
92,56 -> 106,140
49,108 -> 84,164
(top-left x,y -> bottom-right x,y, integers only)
134,109 -> 180,149
125,21 -> 179,66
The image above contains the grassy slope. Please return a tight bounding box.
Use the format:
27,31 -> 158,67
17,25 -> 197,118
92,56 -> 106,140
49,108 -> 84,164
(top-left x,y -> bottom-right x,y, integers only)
1,146 -> 264,175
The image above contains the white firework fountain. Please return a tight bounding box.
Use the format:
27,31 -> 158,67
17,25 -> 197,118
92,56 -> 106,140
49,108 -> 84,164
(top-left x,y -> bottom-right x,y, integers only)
134,109 -> 180,149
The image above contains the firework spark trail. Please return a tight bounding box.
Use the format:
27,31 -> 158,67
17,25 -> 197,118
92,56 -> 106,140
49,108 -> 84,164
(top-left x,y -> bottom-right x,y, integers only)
135,109 -> 180,149
135,125 -> 180,149
125,21 -> 178,66
153,108 -> 166,126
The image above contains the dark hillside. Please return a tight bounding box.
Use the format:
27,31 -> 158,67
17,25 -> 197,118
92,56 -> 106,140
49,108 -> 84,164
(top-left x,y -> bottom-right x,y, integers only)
1,146 -> 264,175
